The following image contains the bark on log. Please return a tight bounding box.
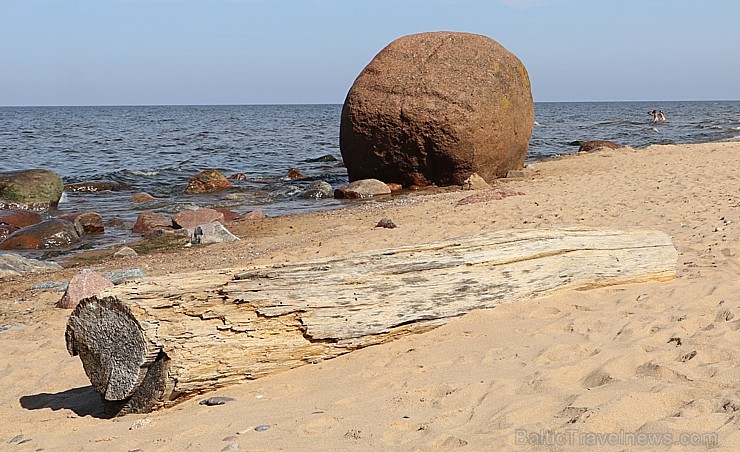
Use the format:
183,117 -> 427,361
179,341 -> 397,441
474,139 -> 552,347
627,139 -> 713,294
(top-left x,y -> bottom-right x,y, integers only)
65,228 -> 678,415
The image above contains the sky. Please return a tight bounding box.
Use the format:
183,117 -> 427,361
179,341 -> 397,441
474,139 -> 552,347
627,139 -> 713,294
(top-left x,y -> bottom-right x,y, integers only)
1,0 -> 738,106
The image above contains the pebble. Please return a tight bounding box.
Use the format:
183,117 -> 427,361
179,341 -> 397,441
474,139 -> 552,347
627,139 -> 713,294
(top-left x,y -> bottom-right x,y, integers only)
222,436 -> 238,442
375,218 -> 397,229
199,396 -> 235,406
113,246 -> 138,257
221,443 -> 240,451
128,418 -> 151,430
254,424 -> 271,432
8,434 -> 24,443
29,281 -> 67,291
0,323 -> 25,333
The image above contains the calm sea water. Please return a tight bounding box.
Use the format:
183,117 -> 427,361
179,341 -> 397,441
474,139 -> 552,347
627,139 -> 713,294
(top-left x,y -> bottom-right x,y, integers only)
1,101 -> 739,255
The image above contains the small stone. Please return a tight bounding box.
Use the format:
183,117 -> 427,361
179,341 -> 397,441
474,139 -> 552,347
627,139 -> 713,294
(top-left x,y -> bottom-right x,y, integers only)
222,436 -> 238,442
254,424 -> 271,432
228,173 -> 248,181
128,418 -> 151,430
8,434 -> 25,443
221,443 -> 240,451
0,323 -> 25,333
385,183 -> 403,191
375,218 -> 397,229
286,168 -> 307,180
113,246 -> 138,258
199,396 -> 235,406
461,173 -> 491,190
505,169 -> 526,178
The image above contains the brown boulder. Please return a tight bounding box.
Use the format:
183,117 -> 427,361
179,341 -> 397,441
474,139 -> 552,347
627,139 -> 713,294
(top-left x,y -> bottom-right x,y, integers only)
58,212 -> 104,234
56,269 -> 114,309
0,219 -> 81,250
577,140 -> 622,153
185,169 -> 232,194
132,211 -> 171,233
340,31 -> 534,187
172,208 -> 224,229
0,209 -> 43,229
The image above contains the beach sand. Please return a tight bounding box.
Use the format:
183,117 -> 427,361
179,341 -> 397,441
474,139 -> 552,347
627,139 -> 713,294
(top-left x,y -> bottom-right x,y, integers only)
1,142 -> 738,451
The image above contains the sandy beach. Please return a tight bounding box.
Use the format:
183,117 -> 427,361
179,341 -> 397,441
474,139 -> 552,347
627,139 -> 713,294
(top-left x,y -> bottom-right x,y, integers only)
1,142 -> 738,451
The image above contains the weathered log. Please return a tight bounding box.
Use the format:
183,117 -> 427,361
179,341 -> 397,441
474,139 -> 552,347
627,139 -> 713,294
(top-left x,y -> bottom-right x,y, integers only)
65,228 -> 677,415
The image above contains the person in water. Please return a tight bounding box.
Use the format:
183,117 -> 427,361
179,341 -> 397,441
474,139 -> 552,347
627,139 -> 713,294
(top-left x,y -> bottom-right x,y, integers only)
658,110 -> 666,122
649,110 -> 659,123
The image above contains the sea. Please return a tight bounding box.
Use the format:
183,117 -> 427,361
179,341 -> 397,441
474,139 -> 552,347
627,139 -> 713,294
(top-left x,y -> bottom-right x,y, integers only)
1,100 -> 739,256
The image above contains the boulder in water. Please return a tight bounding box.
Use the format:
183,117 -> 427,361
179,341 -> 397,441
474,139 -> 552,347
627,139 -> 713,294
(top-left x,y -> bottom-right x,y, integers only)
184,169 -> 232,194
301,181 -> 334,199
0,169 -> 64,210
0,219 -> 81,250
334,179 -> 391,199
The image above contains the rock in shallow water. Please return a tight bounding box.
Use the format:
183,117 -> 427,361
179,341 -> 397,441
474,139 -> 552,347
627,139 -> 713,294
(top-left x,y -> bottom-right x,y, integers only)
0,219 -> 81,250
334,179 -> 391,199
185,169 -> 232,194
301,181 -> 333,199
0,169 -> 64,210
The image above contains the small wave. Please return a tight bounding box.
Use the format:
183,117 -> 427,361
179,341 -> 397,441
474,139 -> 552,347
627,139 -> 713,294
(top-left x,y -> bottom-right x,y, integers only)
59,192 -> 69,204
125,169 -> 160,176
533,121 -> 541,126
731,126 -> 740,131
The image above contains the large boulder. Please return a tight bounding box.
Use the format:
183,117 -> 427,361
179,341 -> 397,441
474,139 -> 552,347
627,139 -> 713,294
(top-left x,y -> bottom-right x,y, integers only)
0,169 -> 64,210
340,32 -> 534,187
0,219 -> 81,250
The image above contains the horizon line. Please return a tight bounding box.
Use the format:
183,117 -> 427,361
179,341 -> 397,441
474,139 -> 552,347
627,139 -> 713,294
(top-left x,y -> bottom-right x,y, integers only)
1,99 -> 738,108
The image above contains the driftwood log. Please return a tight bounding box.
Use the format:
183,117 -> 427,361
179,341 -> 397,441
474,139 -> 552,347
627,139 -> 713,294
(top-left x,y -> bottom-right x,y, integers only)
65,228 -> 677,415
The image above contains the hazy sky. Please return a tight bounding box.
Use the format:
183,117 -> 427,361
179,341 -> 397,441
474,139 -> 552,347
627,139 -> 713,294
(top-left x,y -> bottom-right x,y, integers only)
1,0 -> 738,106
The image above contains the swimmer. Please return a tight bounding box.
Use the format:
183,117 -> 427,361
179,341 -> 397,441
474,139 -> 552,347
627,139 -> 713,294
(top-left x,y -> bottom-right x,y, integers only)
649,110 -> 659,123
658,110 -> 666,123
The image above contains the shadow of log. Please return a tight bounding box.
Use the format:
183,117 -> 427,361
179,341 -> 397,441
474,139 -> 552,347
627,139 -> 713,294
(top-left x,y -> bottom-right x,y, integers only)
20,386 -> 111,419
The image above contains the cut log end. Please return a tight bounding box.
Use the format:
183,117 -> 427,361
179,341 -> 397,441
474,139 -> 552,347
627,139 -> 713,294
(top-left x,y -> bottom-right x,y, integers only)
66,296 -> 165,414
